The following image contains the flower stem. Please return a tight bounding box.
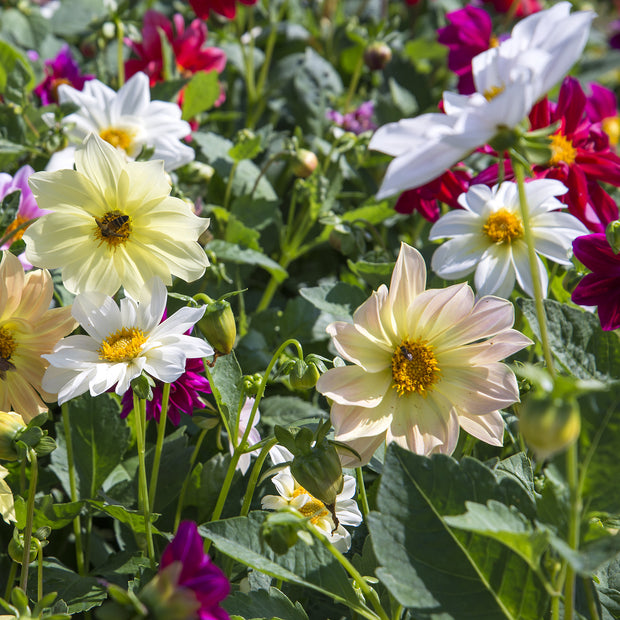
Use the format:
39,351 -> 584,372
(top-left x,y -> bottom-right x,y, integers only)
344,53 -> 364,112
148,383 -> 170,512
240,438 -> 278,516
223,161 -> 239,210
34,538 -> 43,602
173,428 -> 208,533
512,158 -> 555,377
564,441 -> 581,620
19,449 -> 37,592
62,404 -> 85,576
4,560 -> 17,600
115,18 -> 125,87
133,395 -> 155,567
356,467 -> 370,522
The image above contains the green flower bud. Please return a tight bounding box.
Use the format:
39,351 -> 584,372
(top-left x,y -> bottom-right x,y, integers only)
8,531 -> 38,565
289,360 -> 321,390
292,149 -> 318,178
606,220 -> 620,254
131,374 -> 153,401
363,42 -> 392,71
261,510 -> 307,555
519,396 -> 581,460
290,441 -> 343,507
197,299 -> 236,355
0,411 -> 25,461
242,372 -> 263,396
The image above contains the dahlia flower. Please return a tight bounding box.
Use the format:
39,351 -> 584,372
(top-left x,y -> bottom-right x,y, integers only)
189,0 -> 258,20
229,397 -> 261,475
429,180 -> 587,298
586,83 -> 620,148
25,133 -> 210,298
483,0 -> 541,17
41,277 -> 213,404
0,251 -> 76,420
0,464 -> 15,524
316,243 -> 532,464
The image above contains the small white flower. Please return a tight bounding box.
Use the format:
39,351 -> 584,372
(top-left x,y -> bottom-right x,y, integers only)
49,72 -> 194,172
262,466 -> 362,553
429,180 -> 588,299
230,398 -> 261,474
369,2 -> 594,197
41,277 -> 213,404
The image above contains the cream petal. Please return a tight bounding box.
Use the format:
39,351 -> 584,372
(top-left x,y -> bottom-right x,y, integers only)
338,475 -> 357,501
336,500 -> 363,527
331,402 -> 393,442
459,330 -> 533,364
328,322 -> 392,372
317,365 -> 391,407
351,287 -> 394,346
74,134 -> 124,197
336,432 -> 386,468
0,252 -> 25,319
458,410 -> 504,447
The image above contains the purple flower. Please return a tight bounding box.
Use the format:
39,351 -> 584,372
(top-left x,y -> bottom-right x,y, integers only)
326,101 -> 376,135
159,522 -> 230,620
120,357 -> 211,425
609,19 -> 620,51
34,44 -> 93,105
571,234 -> 620,331
0,165 -> 49,268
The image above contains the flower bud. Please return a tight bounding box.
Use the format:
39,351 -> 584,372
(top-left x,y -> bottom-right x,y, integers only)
363,42 -> 392,71
261,511 -> 305,555
0,411 -> 25,461
519,396 -> 581,460
606,220 -> 620,255
290,441 -> 343,507
292,149 -> 318,178
242,373 -> 263,396
196,299 -> 236,355
8,531 -> 38,565
289,360 -> 320,390
138,565 -> 201,620
130,374 -> 153,401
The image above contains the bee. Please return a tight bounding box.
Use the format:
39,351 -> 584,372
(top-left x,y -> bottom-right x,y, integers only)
400,345 -> 414,361
0,357 -> 16,380
96,214 -> 130,239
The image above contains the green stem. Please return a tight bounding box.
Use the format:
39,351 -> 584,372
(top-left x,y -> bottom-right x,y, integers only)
34,538 -> 43,602
148,383 -> 171,512
317,530 -> 390,620
583,577 -> 601,620
564,442 -> 581,620
19,449 -> 37,592
115,18 -> 125,87
344,53 -> 364,112
133,395 -> 155,566
356,467 -> 370,522
173,428 -> 209,532
206,339 -> 304,549
240,438 -> 278,516
61,404 -> 85,576
4,560 -> 17,600
223,161 -> 239,210
551,596 -> 560,620
512,159 -> 555,377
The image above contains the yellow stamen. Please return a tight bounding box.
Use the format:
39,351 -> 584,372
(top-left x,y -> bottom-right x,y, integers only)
549,133 -> 577,166
484,84 -> 505,101
0,327 -> 17,379
482,209 -> 523,244
602,116 -> 620,148
51,77 -> 71,102
391,339 -> 440,397
99,127 -> 135,152
93,210 -> 132,249
98,327 -> 146,363
489,35 -> 500,48
292,486 -> 330,525
4,215 -> 29,243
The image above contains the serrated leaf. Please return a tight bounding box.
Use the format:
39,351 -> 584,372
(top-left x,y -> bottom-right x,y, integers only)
517,298 -> 620,382
229,134 -> 262,162
299,282 -> 367,321
207,239 -> 287,282
182,71 -> 221,120
368,445 -> 548,619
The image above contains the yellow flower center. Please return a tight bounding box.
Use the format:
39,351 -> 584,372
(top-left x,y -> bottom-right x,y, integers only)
482,209 -> 523,244
292,486 -> 330,525
51,77 -> 72,102
391,339 -> 440,397
484,84 -> 505,101
0,327 -> 17,379
99,127 -> 135,152
98,327 -> 147,363
602,116 -> 620,148
549,133 -> 577,166
93,210 -> 132,248
489,35 -> 500,48
4,215 -> 29,243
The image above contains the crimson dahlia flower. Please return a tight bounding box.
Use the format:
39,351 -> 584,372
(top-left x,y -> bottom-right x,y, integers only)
189,0 -> 258,20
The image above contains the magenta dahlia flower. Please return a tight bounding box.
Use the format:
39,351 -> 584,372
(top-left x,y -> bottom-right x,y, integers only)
33,44 -> 93,105
120,357 -> 211,425
571,234 -> 620,331
586,83 -> 620,149
125,11 -> 226,87
437,6 -> 493,95
189,0 -> 258,20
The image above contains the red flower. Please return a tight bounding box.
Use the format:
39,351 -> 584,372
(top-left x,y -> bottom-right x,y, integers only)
483,0 -> 541,17
189,0 -> 258,20
125,10 -> 226,87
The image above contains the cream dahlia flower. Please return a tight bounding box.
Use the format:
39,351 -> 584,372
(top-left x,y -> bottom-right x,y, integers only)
24,133 -> 210,299
0,464 -> 15,523
0,251 -> 76,421
41,277 -> 213,405
316,243 -> 532,465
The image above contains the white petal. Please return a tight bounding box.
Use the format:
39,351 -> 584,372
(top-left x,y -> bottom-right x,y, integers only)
316,365 -> 391,407
458,410 -> 504,447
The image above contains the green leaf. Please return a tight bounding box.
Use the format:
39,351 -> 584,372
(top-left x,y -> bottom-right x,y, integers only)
200,512 -> 360,608
33,496 -> 84,531
550,533 -> 620,576
0,40 -> 34,93
224,586 -> 309,620
225,215 -> 261,251
259,396 -> 327,429
347,259 -> 393,290
209,350 -> 244,436
50,394 -> 131,500
182,71 -> 221,120
229,134 -> 263,162
300,282 -> 367,321
49,0 -> 107,36
207,240 -> 288,282
86,500 -> 160,534
231,197 -> 282,232
368,445 -> 549,619
517,298 -> 620,382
